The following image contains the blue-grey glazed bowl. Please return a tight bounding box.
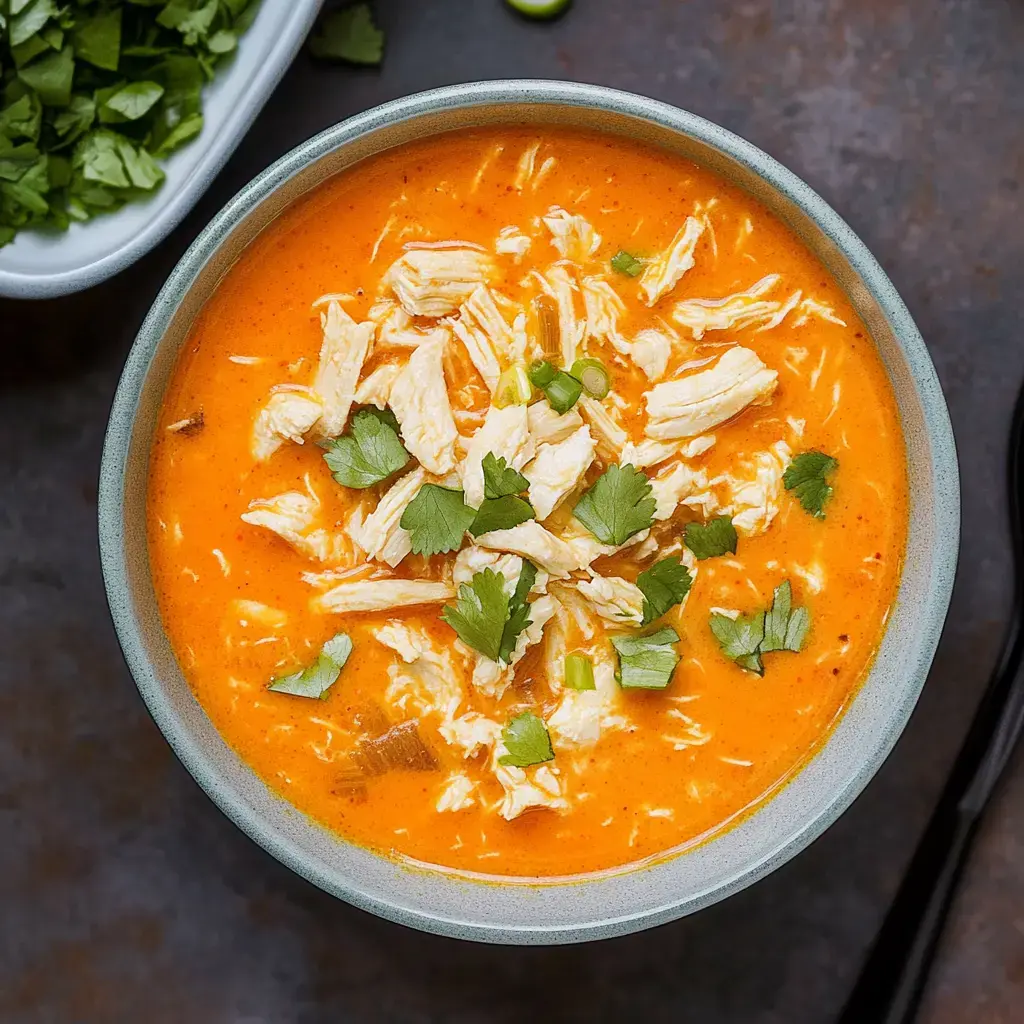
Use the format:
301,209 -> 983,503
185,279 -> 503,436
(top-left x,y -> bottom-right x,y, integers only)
99,80 -> 959,944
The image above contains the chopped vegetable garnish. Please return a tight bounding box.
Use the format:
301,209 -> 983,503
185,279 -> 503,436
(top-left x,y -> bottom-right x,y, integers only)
544,370 -> 583,414
354,720 -> 437,774
570,357 -> 611,399
534,294 -> 561,359
470,495 -> 536,536
710,579 -> 811,674
323,407 -> 409,488
494,365 -> 533,408
528,360 -> 558,389
610,249 -> 644,277
441,564 -> 535,664
637,557 -> 693,625
308,3 -> 385,65
0,0 -> 261,247
612,628 -> 680,690
784,451 -> 838,519
268,633 -> 352,699
684,516 -> 738,560
564,652 -> 596,691
573,463 -> 656,546
498,711 -> 555,767
400,484 -> 477,555
482,452 -> 530,499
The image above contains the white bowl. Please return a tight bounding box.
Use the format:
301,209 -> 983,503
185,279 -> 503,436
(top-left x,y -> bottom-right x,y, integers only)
0,0 -> 322,300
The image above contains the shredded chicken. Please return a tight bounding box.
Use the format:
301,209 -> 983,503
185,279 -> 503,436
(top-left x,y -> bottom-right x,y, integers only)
376,622 -> 463,721
644,346 -> 778,440
578,395 -> 628,461
575,572 -> 645,625
640,216 -> 705,305
718,440 -> 792,536
241,492 -> 343,563
543,206 -> 601,262
650,460 -> 716,520
313,301 -> 375,438
314,579 -> 455,614
436,773 -> 478,812
527,401 -> 584,446
495,225 -> 532,262
493,757 -> 568,820
548,659 -> 629,749
348,467 -> 425,567
459,404 -> 534,507
473,521 -> 585,577
524,424 -> 596,520
384,246 -> 493,318
251,389 -> 322,462
354,363 -> 402,409
672,274 -> 792,338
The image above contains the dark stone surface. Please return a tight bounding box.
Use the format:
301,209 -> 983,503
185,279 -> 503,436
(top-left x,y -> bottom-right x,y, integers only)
2,1 -> 1022,1020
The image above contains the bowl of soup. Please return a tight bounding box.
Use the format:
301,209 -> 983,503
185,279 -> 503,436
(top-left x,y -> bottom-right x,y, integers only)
99,80 -> 958,942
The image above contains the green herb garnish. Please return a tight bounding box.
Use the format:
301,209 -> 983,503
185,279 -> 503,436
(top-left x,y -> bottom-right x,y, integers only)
637,556 -> 693,625
573,463 -> 656,546
612,627 -> 680,690
469,494 -> 536,536
564,652 -> 596,691
0,0 -> 261,247
709,611 -> 766,675
308,3 -> 384,65
499,560 -> 537,664
400,483 -> 476,556
684,516 -> 739,560
482,452 -> 530,499
784,450 -> 838,519
610,249 -> 644,277
760,580 -> 811,653
322,407 -> 409,489
498,711 -> 555,767
543,370 -> 583,414
268,633 -> 353,699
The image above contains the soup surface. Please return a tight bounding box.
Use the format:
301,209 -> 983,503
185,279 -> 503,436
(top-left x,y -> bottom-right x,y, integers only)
148,127 -> 907,877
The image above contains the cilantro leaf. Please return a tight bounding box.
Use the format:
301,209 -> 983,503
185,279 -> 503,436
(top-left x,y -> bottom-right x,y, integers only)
400,484 -> 477,556
73,8 -> 122,71
322,408 -> 409,489
709,611 -> 765,675
610,249 -> 643,276
268,633 -> 353,699
612,627 -> 681,689
573,463 -> 655,546
309,3 -> 385,65
482,452 -> 529,498
784,451 -> 838,519
469,495 -> 536,536
684,516 -> 738,560
761,580 -> 810,653
441,568 -> 509,662
100,81 -> 165,123
498,561 -> 537,664
637,556 -> 693,625
498,711 -> 554,767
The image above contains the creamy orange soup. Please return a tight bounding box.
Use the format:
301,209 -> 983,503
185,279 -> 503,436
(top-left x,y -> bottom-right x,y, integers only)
148,127 -> 907,878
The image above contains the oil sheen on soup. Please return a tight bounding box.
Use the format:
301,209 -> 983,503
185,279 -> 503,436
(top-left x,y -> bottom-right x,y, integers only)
148,127 -> 908,878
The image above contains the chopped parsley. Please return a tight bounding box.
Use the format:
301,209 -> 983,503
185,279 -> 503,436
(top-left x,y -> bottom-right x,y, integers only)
469,494 -> 536,536
610,249 -> 644,277
612,627 -> 681,690
498,711 -> 554,768
784,451 -> 838,519
684,516 -> 738,560
441,563 -> 536,665
637,556 -> 693,625
322,407 -> 409,488
268,633 -> 352,699
573,463 -> 656,546
482,452 -> 530,499
400,484 -> 476,556
308,3 -> 385,65
709,580 -> 811,675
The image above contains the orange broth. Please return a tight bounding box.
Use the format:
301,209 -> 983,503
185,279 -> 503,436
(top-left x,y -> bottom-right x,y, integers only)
147,127 -> 907,877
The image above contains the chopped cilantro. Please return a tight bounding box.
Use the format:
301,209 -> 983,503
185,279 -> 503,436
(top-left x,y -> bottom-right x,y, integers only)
784,451 -> 838,519
573,463 -> 656,546
469,495 -> 536,536
760,580 -> 811,653
322,407 -> 409,489
482,452 -> 530,499
710,579 -> 811,674
610,249 -> 644,277
709,611 -> 765,675
684,516 -> 738,560
308,3 -> 384,65
268,633 -> 352,699
612,627 -> 681,690
498,711 -> 554,767
637,556 -> 693,625
400,484 -> 476,556
498,560 -> 537,664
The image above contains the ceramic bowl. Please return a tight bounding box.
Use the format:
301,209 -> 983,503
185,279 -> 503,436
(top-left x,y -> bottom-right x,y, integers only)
0,0 -> 323,299
99,80 -> 959,944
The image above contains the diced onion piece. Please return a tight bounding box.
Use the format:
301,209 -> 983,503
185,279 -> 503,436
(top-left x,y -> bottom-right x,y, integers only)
570,357 -> 611,399
534,294 -> 561,360
564,653 -> 596,691
529,359 -> 558,388
494,365 -> 533,408
544,371 -> 583,414
354,720 -> 438,775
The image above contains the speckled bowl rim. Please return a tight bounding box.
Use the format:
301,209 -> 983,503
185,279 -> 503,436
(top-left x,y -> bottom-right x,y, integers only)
99,80 -> 959,944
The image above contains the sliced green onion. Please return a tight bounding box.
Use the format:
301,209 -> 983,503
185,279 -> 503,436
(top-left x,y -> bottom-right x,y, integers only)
570,357 -> 611,399
528,360 -> 558,388
506,0 -> 572,18
564,653 -> 595,691
610,250 -> 644,277
545,371 -> 583,414
494,365 -> 533,408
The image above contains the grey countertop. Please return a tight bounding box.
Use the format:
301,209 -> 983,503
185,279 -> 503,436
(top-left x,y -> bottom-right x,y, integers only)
2,1 -> 1023,1020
